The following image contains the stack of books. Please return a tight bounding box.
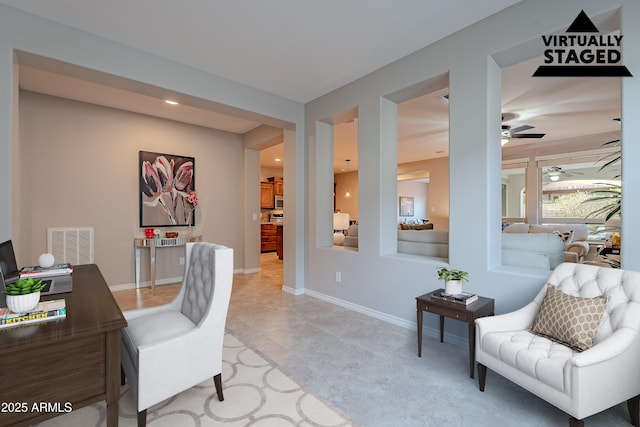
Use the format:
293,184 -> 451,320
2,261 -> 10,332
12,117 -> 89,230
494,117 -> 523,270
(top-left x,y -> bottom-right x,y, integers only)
19,263 -> 73,278
431,289 -> 478,305
0,299 -> 67,329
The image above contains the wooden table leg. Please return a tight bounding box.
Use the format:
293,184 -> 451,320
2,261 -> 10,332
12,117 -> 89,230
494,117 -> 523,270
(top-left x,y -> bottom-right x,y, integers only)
439,315 -> 444,343
468,322 -> 475,379
417,308 -> 423,357
106,330 -> 121,427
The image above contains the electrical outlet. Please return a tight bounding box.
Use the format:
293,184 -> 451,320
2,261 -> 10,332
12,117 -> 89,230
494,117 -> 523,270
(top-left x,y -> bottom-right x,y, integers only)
335,272 -> 341,283
179,257 -> 185,265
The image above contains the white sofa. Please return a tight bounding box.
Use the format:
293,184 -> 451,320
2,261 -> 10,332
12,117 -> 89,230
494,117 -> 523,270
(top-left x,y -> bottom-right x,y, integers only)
397,229 -> 448,260
476,262 -> 640,426
344,225 -> 448,260
502,232 -> 565,269
503,223 -> 590,263
346,225 -> 564,269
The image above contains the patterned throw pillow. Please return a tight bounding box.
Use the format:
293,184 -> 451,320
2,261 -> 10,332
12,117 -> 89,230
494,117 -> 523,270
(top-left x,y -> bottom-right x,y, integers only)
529,284 -> 609,351
553,229 -> 574,245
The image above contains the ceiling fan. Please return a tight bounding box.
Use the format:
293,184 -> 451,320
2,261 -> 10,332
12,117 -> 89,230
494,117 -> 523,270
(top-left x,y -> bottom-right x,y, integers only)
501,124 -> 546,145
501,114 -> 545,145
545,166 -> 583,182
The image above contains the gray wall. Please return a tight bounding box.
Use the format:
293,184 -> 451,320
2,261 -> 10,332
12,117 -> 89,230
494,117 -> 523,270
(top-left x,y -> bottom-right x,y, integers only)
304,0 -> 640,343
19,91 -> 244,286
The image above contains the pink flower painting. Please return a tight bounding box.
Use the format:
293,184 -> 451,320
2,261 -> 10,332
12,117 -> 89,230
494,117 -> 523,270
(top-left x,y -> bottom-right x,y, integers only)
140,151 -> 197,227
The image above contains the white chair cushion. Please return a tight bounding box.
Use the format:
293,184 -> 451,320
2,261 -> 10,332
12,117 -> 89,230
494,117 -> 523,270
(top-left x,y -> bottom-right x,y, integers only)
122,310 -> 196,367
481,330 -> 575,392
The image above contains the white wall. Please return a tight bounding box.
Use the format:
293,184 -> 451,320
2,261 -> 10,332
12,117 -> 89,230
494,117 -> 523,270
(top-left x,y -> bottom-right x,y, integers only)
305,0 -> 640,343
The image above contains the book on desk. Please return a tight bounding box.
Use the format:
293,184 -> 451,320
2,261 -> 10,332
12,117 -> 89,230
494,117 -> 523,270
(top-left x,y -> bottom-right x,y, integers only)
431,289 -> 478,305
0,298 -> 66,329
19,263 -> 73,278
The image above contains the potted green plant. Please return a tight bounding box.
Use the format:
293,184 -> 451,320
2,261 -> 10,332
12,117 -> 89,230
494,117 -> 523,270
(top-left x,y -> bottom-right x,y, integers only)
3,277 -> 46,313
437,267 -> 469,295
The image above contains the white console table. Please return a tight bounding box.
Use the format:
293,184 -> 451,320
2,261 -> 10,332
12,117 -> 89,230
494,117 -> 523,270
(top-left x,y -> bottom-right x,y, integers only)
134,236 -> 201,290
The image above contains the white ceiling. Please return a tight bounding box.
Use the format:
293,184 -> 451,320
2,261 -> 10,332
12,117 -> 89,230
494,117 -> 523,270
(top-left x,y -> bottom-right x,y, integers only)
3,1 -> 622,174
0,0 -> 522,103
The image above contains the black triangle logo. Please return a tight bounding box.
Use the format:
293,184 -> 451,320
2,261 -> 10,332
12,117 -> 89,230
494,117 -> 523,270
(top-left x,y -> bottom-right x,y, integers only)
566,10 -> 599,32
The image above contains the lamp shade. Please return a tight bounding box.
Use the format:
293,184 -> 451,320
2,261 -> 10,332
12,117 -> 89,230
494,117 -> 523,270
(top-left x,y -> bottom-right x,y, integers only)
333,212 -> 350,231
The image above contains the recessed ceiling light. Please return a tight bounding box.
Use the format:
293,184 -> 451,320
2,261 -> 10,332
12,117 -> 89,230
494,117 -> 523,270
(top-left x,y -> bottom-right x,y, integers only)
164,99 -> 179,105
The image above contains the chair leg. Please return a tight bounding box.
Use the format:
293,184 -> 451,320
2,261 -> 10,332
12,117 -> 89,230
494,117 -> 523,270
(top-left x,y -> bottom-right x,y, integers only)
569,417 -> 584,427
628,394 -> 640,427
214,373 -> 224,401
137,409 -> 147,427
477,363 -> 487,392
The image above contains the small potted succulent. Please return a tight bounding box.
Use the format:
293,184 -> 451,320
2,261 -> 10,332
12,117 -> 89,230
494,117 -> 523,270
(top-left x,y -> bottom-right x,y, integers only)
3,277 -> 46,313
437,267 -> 469,295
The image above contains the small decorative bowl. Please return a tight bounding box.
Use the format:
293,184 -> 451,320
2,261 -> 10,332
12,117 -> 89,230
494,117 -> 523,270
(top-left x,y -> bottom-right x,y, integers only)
6,291 -> 41,314
165,232 -> 178,238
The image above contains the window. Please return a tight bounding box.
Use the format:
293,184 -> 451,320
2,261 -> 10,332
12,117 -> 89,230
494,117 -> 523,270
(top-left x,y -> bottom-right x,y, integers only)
501,165 -> 526,221
539,154 -> 620,224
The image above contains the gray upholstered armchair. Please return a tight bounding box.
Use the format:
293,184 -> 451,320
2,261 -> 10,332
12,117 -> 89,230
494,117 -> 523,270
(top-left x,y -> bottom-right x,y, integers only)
120,242 -> 234,427
476,262 -> 640,426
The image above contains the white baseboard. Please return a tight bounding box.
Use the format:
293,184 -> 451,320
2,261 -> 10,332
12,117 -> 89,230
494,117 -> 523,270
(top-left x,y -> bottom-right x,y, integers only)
109,276 -> 182,292
303,288 -> 467,348
111,269 -> 256,293
282,285 -> 304,295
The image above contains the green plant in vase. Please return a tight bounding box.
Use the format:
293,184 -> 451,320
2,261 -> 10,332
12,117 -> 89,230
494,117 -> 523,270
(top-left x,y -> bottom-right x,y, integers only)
3,277 -> 46,313
437,267 -> 469,295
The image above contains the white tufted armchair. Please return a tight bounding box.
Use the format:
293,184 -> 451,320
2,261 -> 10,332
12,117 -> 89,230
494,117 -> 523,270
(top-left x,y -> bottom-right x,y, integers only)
121,242 -> 233,427
476,262 -> 640,427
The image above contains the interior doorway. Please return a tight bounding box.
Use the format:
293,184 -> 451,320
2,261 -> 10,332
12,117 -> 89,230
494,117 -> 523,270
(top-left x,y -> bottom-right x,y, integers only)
259,143 -> 285,285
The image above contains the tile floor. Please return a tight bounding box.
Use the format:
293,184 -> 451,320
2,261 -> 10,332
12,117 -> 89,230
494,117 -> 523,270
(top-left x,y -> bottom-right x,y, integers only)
115,253 -> 635,427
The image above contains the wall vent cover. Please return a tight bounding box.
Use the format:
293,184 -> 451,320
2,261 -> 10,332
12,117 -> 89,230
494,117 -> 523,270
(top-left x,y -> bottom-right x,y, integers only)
47,227 -> 94,265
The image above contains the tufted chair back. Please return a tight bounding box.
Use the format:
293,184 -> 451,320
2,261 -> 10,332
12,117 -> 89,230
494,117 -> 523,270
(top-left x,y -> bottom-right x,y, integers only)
181,243 -> 216,324
543,262 -> 640,345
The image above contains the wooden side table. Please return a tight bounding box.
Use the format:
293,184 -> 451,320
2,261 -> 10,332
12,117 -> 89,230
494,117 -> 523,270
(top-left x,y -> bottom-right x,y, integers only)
416,291 -> 495,378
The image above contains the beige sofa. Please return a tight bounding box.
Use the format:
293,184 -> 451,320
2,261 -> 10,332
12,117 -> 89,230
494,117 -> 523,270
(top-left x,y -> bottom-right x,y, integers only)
503,223 -> 590,263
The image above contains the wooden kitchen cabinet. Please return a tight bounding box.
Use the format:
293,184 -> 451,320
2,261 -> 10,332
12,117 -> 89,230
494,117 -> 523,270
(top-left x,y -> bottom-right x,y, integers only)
261,223 -> 277,252
276,224 -> 283,260
260,181 -> 274,208
268,177 -> 283,196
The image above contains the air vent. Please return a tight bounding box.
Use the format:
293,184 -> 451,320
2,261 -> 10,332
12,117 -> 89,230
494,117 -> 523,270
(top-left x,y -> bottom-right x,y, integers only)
47,227 -> 94,265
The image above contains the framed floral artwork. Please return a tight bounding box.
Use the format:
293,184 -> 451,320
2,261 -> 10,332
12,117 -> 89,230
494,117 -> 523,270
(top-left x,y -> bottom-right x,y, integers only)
139,151 -> 196,227
399,196 -> 414,217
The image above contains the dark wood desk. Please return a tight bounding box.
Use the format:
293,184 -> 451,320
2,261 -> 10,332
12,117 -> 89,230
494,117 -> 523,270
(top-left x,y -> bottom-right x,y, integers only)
0,264 -> 127,427
416,291 -> 494,378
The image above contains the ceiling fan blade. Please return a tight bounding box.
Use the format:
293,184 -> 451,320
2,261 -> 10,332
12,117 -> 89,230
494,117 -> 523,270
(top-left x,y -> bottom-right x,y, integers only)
512,133 -> 545,139
509,124 -> 534,134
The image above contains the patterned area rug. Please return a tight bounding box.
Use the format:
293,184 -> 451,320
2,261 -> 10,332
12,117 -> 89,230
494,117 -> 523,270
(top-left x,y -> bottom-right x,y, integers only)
36,332 -> 357,426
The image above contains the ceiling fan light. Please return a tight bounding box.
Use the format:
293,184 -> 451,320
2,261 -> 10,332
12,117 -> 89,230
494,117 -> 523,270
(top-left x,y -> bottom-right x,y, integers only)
501,128 -> 511,146
550,175 -> 560,181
